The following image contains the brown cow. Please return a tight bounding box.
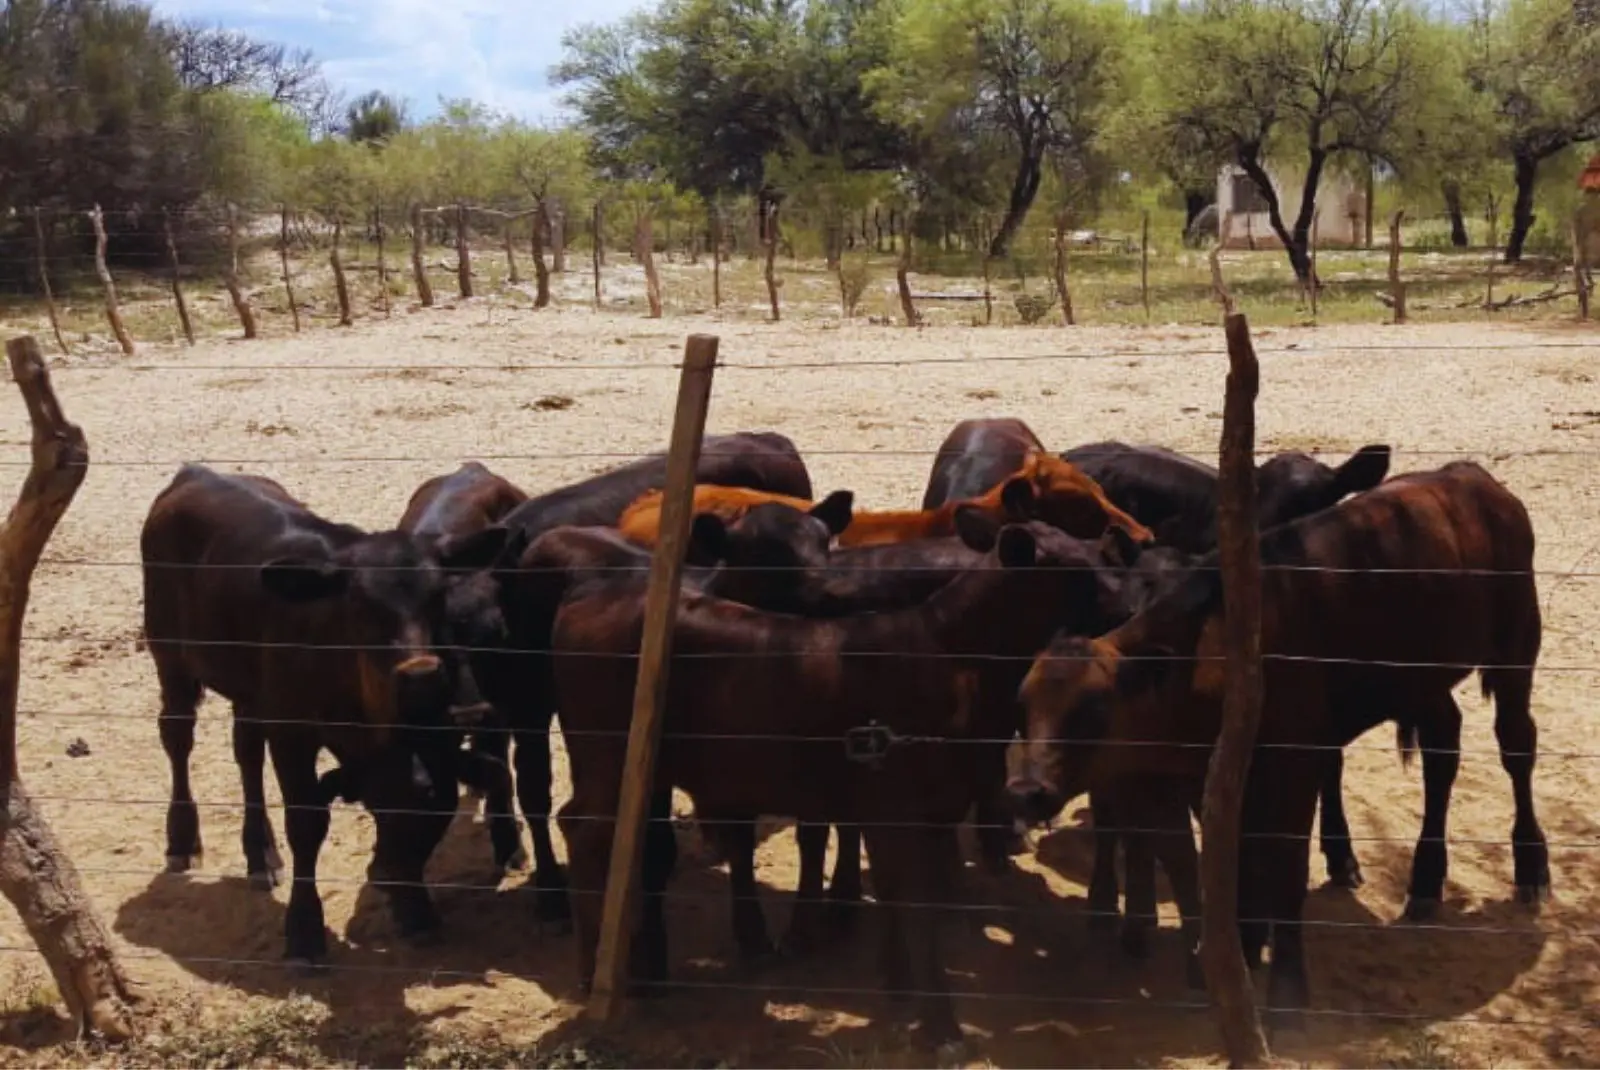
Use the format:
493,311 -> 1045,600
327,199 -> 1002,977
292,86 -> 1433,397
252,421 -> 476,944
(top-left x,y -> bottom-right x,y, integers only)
142,464 -> 507,963
549,515 -> 1114,1052
1009,462 -> 1548,1017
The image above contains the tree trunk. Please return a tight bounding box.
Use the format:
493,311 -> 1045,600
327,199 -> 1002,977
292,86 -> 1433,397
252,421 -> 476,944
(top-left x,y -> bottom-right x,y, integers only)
1442,182 -> 1470,248
0,336 -> 138,1043
989,150 -> 1044,257
1237,149 -> 1317,282
30,210 -> 68,356
1505,153 -> 1539,263
411,204 -> 434,308
532,202 -> 552,309
220,205 -> 258,338
330,218 -> 353,327
279,206 -> 300,331
551,208 -> 567,273
162,210 -> 195,345
636,214 -> 663,319
87,206 -> 134,355
897,210 -> 921,328
710,206 -> 723,309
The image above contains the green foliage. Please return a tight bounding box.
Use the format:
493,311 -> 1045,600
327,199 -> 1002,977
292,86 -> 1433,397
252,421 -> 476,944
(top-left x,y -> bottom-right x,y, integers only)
1014,291 -> 1058,323
346,90 -> 408,145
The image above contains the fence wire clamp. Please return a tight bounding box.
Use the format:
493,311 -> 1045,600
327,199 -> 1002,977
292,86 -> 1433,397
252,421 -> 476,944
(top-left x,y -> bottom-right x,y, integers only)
844,720 -> 899,768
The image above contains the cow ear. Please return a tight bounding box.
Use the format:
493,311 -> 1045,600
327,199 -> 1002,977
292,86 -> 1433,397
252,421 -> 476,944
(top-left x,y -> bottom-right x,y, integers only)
687,513 -> 730,565
1335,444 -> 1390,495
954,504 -> 1002,551
808,490 -> 854,536
1000,477 -> 1037,519
261,557 -> 348,602
438,525 -> 510,572
1099,524 -> 1143,569
996,525 -> 1039,568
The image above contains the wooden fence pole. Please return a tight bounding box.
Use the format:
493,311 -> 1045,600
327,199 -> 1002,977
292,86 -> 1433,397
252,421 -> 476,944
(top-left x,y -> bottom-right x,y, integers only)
1572,216 -> 1591,322
86,206 -> 134,356
279,206 -> 300,332
222,203 -> 257,338
161,209 -> 195,346
1141,209 -> 1151,319
588,333 -> 719,1022
375,204 -> 391,318
503,216 -> 521,286
1486,197 -> 1500,312
0,336 -> 137,1041
763,203 -> 781,323
593,202 -> 604,309
981,254 -> 994,325
30,210 -> 68,356
552,206 -> 567,274
411,204 -> 434,308
1388,210 -> 1407,324
897,210 -> 921,327
1054,214 -> 1076,327
330,218 -> 353,327
532,202 -> 552,308
1202,313 -> 1271,1069
1308,212 -> 1320,320
637,214 -> 663,319
455,203 -> 474,299
710,205 -> 723,309
1210,216 -> 1236,321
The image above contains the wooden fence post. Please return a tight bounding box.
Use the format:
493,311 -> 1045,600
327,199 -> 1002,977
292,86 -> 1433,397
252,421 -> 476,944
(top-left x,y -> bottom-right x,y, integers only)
588,334 -> 719,1021
503,215 -> 521,286
1486,197 -> 1500,311
593,203 -> 604,309
552,206 -> 567,273
222,203 -> 258,338
279,206 -> 300,332
637,214 -> 663,318
1308,212 -> 1320,320
86,206 -> 133,356
0,336 -> 137,1041
30,210 -> 68,356
763,204 -> 781,323
455,203 -> 474,299
330,218 -> 353,327
411,204 -> 434,308
710,205 -> 723,309
1573,216 -> 1591,322
532,202 -> 552,308
161,209 -> 195,346
1210,216 -> 1236,320
375,204 -> 391,318
981,255 -> 994,325
1141,209 -> 1151,320
1202,313 -> 1271,1068
1054,214 -> 1076,327
1388,210 -> 1407,324
897,210 -> 921,328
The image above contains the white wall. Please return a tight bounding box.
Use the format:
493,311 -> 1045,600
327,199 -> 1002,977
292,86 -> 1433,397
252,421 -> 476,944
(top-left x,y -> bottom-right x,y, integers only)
1216,164 -> 1365,248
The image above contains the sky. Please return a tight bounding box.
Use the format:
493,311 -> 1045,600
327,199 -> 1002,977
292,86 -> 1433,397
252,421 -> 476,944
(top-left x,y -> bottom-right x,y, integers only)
147,0 -> 646,122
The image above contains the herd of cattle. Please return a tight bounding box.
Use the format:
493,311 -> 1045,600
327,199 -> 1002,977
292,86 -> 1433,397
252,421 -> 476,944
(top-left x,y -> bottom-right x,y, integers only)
137,416 -> 1551,1047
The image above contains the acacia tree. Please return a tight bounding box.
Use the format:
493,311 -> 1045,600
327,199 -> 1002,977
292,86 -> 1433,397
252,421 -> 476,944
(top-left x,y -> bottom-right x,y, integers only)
1147,0 -> 1434,281
870,0 -> 1132,257
1464,0 -> 1600,260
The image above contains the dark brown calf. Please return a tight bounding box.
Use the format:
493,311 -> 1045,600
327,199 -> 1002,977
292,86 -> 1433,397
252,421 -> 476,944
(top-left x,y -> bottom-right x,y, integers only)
549,518 -> 1112,1050
1011,462 -> 1547,1016
142,464 -> 506,963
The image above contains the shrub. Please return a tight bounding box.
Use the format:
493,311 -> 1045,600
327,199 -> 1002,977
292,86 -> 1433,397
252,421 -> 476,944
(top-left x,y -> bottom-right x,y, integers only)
1013,291 -> 1058,324
838,258 -> 873,317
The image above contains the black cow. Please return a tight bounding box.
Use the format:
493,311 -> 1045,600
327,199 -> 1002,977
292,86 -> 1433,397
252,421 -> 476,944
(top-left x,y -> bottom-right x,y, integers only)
142,464 -> 506,962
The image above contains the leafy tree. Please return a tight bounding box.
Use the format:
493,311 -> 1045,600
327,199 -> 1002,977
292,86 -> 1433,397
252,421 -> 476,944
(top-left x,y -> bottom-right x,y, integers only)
869,0 -> 1133,256
1463,0 -> 1600,260
1146,0 -> 1437,281
168,18 -> 332,127
345,90 -> 409,146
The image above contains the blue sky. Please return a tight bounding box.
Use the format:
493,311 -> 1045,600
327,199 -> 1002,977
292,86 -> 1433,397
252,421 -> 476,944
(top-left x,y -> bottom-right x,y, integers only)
148,0 -> 647,121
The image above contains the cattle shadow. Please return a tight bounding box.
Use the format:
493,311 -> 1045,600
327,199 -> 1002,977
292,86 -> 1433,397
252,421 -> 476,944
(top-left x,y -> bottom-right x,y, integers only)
113,804 -> 581,1054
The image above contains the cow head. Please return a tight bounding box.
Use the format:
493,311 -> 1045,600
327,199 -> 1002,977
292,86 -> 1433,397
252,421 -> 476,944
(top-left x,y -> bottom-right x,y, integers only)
259,525 -> 509,731
999,453 -> 1156,544
1255,444 -> 1390,530
688,491 -> 853,605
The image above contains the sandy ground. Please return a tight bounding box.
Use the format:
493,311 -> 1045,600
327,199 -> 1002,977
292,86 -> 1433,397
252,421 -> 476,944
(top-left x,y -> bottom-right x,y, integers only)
0,301 -> 1596,1067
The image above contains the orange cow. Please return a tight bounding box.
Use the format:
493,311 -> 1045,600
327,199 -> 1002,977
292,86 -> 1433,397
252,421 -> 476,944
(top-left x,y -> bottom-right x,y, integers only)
617,452 -> 1153,548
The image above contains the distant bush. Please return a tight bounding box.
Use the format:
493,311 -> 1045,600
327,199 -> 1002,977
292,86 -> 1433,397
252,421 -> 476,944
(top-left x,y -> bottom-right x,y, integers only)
1014,292 -> 1058,324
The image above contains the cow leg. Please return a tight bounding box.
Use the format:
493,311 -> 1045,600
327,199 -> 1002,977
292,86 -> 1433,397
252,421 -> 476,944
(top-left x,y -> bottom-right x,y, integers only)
1086,791 -> 1121,934
784,822 -> 833,954
829,823 -> 864,920
267,733 -> 331,964
1147,788 -> 1204,990
233,710 -> 283,889
1404,697 -> 1463,921
463,727 -> 507,805
715,815 -> 775,963
972,741 -> 1022,875
157,662 -> 204,872
457,743 -> 526,876
1488,668 -> 1551,906
866,823 -> 962,1052
513,713 -> 571,927
559,794 -> 609,995
366,748 -> 455,940
1119,828 -> 1158,959
1318,750 -> 1364,888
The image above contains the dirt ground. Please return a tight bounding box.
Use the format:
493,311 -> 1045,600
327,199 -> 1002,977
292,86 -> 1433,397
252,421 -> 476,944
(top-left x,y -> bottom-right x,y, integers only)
0,301 -> 1596,1067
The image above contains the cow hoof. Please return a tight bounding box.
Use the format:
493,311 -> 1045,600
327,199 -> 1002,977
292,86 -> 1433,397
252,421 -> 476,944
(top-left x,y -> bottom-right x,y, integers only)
1325,855 -> 1364,889
165,853 -> 202,874
1517,882 -> 1552,909
1402,896 -> 1441,922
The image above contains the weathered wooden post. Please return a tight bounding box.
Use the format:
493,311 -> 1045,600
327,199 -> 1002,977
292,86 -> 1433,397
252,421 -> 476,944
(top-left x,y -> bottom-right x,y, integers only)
637,213 -> 663,319
30,209 -> 68,356
161,209 -> 196,345
710,205 -> 723,309
1202,313 -> 1271,1068
0,335 -> 138,1041
222,203 -> 258,338
1141,209 -> 1151,319
279,206 -> 300,332
455,203 -> 474,299
411,204 -> 434,308
375,204 -> 391,318
1573,216 -> 1591,322
897,209 -> 921,328
532,203 -> 553,308
329,217 -> 354,327
763,203 -> 781,322
593,202 -> 604,309
587,334 -> 719,1021
1308,212 -> 1320,319
1054,213 -> 1076,327
1210,216 -> 1236,320
502,214 -> 521,286
1388,210 -> 1407,324
86,206 -> 134,355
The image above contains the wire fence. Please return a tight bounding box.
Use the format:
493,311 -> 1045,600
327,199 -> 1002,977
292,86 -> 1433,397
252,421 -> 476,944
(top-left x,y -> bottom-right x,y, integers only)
0,309 -> 1597,1061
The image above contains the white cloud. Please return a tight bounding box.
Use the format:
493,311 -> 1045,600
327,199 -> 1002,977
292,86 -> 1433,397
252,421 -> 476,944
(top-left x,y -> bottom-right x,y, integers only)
148,0 -> 644,121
